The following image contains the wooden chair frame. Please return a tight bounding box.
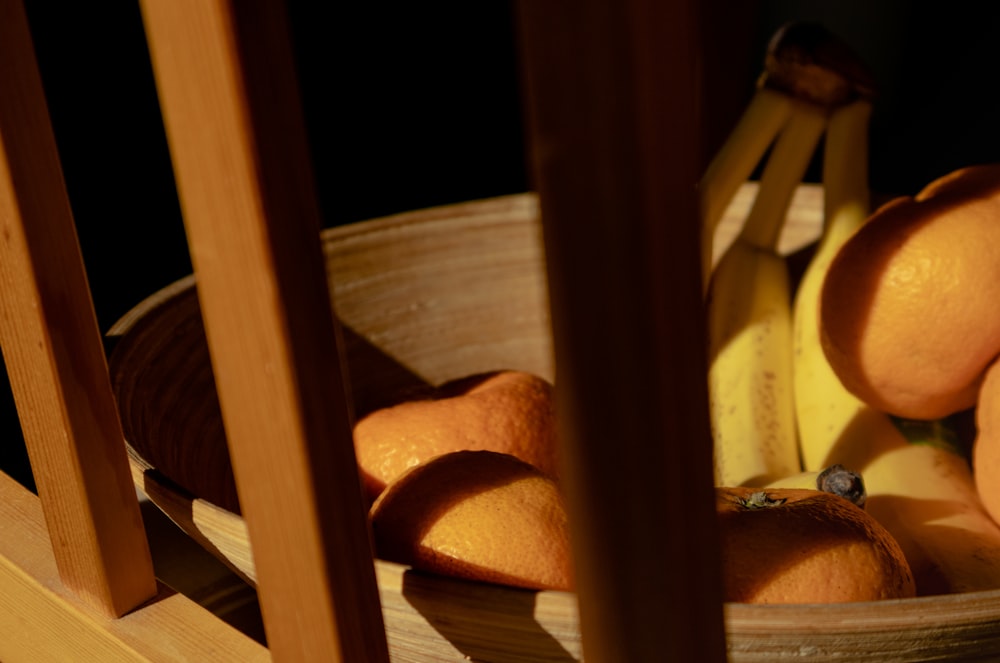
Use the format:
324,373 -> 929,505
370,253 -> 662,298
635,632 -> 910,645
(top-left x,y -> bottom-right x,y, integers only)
0,1 -> 723,660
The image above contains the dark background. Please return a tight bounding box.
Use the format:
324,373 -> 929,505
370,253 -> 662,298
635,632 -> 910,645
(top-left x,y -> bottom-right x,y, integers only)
4,1 -> 1000,492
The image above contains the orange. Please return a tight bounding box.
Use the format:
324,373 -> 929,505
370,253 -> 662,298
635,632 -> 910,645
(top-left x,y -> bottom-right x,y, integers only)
353,370 -> 558,503
369,449 -> 573,591
820,163 -> 1000,420
716,487 -> 915,603
974,357 -> 1000,526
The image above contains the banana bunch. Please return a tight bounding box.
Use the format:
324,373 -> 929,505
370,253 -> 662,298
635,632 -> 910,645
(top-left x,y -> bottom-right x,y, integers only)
703,21 -> 859,488
704,21 -> 1000,595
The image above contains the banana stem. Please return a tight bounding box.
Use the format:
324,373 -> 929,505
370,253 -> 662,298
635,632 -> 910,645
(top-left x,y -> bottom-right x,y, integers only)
738,101 -> 828,252
816,463 -> 867,509
763,465 -> 866,509
698,87 -> 794,291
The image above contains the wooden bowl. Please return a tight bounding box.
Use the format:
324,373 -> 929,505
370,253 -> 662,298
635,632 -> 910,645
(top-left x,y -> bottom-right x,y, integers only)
107,185 -> 1000,661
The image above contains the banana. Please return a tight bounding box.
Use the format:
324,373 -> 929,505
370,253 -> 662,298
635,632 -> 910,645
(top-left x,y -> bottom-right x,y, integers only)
793,98 -> 874,471
707,242 -> 796,487
828,411 -> 1000,595
698,20 -> 874,292
698,87 -> 793,290
764,463 -> 867,509
703,22 -> 879,488
706,101 -> 827,488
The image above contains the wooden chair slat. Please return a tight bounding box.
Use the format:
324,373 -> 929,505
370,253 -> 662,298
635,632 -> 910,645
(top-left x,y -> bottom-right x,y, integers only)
0,0 -> 158,618
515,1 -> 728,660
137,1 -> 388,660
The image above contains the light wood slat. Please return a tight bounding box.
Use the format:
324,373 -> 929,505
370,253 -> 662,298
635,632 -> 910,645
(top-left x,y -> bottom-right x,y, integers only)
0,468 -> 269,662
138,1 -> 389,660
515,1 -> 728,661
0,0 -> 157,618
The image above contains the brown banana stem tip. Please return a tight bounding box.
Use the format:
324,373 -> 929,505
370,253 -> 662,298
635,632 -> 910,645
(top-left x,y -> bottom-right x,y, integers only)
759,21 -> 876,108
817,463 -> 867,509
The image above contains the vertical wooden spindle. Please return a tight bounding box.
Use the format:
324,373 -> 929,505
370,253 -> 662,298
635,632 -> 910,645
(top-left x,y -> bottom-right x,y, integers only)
515,1 -> 728,660
0,0 -> 157,618
139,1 -> 389,660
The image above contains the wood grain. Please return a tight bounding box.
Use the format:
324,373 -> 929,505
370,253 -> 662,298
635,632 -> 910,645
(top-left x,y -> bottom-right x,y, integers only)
0,469 -> 269,662
514,1 -> 726,660
137,1 -> 387,660
0,0 -> 157,618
